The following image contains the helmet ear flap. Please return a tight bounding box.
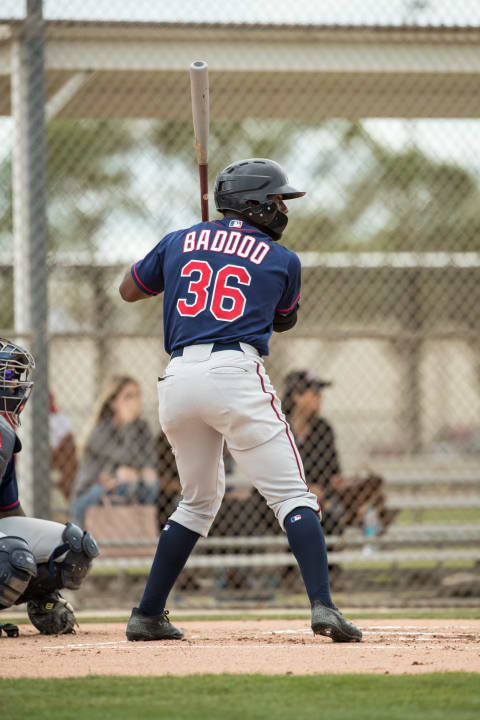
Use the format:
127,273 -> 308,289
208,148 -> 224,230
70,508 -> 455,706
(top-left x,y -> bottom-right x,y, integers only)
213,158 -> 304,238
241,200 -> 288,240
268,210 -> 289,239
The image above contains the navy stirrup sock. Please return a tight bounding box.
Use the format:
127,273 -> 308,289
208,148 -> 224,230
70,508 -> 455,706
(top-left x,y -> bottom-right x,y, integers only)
284,507 -> 335,609
139,520 -> 200,616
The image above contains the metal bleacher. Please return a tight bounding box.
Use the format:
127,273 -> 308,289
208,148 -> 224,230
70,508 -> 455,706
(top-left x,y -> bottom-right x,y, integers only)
91,464 -> 480,572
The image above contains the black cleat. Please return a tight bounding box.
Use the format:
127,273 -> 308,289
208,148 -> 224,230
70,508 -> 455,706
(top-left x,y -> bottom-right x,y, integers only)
126,607 -> 184,641
311,601 -> 362,643
0,622 -> 19,638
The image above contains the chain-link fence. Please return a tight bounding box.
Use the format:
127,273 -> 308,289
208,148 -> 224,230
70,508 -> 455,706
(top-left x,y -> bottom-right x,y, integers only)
1,1 -> 479,608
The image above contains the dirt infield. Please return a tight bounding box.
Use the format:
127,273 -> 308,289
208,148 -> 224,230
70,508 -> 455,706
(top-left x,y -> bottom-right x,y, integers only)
3,619 -> 479,677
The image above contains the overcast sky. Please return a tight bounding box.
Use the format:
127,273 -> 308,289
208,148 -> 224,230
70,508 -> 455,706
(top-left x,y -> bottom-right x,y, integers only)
1,0 -> 480,261
1,0 -> 480,26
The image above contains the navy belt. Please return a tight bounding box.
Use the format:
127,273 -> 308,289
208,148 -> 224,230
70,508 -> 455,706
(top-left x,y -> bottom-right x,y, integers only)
171,341 -> 242,359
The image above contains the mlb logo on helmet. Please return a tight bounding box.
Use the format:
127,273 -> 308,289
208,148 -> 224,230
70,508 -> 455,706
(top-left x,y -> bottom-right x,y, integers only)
229,219 -> 243,228
290,514 -> 302,523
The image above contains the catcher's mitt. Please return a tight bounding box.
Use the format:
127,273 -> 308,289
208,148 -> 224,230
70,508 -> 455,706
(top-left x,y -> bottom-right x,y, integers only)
27,592 -> 78,635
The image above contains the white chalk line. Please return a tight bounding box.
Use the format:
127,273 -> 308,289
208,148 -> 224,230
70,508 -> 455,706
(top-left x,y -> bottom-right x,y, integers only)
41,626 -> 477,652
262,629 -> 477,638
367,625 -> 477,630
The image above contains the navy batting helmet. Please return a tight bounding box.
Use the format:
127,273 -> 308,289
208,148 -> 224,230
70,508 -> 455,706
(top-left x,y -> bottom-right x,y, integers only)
0,338 -> 35,426
214,158 -> 305,240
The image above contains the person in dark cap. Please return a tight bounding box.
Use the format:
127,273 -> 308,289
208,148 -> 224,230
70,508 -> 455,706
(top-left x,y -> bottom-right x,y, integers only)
282,370 -> 395,536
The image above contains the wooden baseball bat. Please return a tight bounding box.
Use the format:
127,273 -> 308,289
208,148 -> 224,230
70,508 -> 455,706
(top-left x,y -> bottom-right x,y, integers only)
189,60 -> 210,221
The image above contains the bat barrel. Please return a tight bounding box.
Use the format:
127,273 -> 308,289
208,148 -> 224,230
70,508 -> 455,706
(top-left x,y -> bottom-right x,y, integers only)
189,60 -> 209,165
190,60 -> 210,220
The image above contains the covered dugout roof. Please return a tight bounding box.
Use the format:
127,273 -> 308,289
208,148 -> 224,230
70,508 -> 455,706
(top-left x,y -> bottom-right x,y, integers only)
1,20 -> 480,119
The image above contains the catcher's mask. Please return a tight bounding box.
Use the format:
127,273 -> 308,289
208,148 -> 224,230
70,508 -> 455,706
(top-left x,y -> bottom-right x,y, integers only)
0,337 -> 35,427
214,158 -> 306,240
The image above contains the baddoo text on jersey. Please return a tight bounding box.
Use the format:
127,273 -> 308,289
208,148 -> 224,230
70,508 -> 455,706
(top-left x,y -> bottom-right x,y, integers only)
130,217 -> 301,356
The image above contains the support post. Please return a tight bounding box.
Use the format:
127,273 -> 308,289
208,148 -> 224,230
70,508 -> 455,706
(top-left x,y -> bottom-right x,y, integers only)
11,0 -> 50,518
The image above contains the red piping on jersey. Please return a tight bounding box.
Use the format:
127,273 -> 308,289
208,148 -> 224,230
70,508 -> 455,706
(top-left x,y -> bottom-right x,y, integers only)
277,292 -> 301,313
132,263 -> 159,295
0,499 -> 20,511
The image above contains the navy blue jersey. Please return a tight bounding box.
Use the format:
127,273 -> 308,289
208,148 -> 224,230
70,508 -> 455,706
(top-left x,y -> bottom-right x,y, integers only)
0,415 -> 21,512
131,217 -> 301,356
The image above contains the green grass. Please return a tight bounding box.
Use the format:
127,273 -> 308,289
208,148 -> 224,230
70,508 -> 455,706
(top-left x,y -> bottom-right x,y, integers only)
1,674 -> 479,720
397,508 -> 480,525
89,566 -> 151,576
3,607 -> 480,625
343,560 -> 477,571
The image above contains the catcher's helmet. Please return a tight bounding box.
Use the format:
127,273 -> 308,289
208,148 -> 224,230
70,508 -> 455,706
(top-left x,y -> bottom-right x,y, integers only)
0,337 -> 35,426
214,158 -> 305,239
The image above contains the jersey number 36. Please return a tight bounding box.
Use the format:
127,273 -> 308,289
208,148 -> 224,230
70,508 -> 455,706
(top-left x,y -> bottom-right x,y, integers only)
177,260 -> 251,322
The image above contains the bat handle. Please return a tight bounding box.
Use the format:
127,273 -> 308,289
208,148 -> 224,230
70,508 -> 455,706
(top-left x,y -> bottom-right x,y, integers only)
198,162 -> 209,222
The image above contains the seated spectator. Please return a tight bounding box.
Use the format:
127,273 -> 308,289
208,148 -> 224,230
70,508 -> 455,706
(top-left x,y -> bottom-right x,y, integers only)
70,375 -> 159,527
282,370 -> 396,536
49,391 -> 78,502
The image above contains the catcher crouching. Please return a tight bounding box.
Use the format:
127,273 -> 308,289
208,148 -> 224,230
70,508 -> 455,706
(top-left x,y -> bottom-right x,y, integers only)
0,338 -> 99,636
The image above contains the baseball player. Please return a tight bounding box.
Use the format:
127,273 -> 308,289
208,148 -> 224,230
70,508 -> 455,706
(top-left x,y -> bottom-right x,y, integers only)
119,158 -> 362,643
0,338 -> 99,636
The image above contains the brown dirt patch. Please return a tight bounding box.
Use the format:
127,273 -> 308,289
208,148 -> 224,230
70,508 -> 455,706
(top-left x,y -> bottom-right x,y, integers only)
3,619 -> 480,677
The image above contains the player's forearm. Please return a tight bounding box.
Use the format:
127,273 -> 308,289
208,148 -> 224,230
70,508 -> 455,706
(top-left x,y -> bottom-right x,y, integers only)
119,269 -> 151,302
